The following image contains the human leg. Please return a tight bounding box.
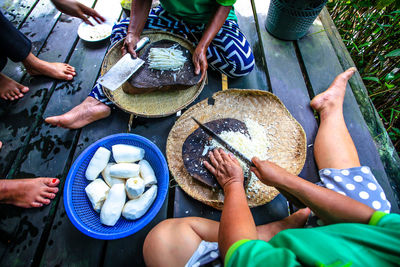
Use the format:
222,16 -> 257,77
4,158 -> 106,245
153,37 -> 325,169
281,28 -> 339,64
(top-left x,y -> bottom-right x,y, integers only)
143,209 -> 310,267
0,177 -> 60,208
143,217 -> 219,267
309,68 -> 391,217
0,11 -> 76,101
44,96 -> 110,129
0,11 -> 31,100
22,53 -> 76,81
311,67 -> 360,169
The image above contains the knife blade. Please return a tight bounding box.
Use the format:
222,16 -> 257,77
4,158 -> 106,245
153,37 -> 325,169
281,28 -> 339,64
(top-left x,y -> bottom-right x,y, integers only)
192,117 -> 255,167
98,37 -> 150,91
192,117 -> 306,208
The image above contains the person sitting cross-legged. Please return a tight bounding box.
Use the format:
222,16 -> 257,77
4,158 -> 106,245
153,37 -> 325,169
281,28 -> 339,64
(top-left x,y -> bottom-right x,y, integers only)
45,0 -> 255,129
142,68 -> 399,267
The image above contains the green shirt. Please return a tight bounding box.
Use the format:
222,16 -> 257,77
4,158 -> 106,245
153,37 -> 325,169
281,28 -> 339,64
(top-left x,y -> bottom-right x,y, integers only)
160,0 -> 237,24
226,212 -> 400,267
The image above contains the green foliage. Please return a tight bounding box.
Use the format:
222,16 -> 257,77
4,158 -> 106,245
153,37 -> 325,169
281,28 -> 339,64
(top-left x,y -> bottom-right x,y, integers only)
327,0 -> 400,151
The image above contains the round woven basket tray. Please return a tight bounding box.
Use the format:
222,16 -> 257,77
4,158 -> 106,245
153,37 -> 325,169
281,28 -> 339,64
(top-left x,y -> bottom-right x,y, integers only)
101,30 -> 206,118
166,89 -> 307,210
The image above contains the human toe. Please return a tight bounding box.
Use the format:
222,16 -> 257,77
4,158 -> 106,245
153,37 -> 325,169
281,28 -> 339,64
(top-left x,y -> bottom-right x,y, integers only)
31,202 -> 44,208
6,93 -> 14,101
37,196 -> 51,205
46,186 -> 59,194
20,86 -> 29,93
64,74 -> 73,80
41,192 -> 56,199
43,177 -> 60,186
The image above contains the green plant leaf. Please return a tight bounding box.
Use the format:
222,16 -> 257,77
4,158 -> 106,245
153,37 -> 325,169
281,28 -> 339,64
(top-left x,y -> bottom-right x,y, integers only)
363,76 -> 381,83
385,82 -> 395,89
385,49 -> 400,57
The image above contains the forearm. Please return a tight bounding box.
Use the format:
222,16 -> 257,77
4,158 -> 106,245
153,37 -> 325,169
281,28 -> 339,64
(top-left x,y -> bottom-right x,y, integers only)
277,172 -> 375,224
197,5 -> 231,50
218,182 -> 257,260
128,0 -> 152,36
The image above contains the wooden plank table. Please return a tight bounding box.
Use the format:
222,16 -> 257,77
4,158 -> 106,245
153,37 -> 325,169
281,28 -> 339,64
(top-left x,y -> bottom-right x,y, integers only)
0,0 -> 399,266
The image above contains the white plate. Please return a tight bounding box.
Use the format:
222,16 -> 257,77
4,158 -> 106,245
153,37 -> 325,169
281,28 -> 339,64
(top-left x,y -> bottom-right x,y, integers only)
77,22 -> 113,42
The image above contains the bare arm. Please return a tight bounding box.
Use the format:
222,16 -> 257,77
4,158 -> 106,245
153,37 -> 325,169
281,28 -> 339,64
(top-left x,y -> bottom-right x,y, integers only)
193,4 -> 231,81
204,149 -> 257,260
121,0 -> 152,57
51,0 -> 105,25
251,158 -> 375,225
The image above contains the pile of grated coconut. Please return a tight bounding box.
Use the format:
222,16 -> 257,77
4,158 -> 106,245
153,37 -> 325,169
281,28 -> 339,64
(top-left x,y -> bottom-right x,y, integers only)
202,119 -> 274,197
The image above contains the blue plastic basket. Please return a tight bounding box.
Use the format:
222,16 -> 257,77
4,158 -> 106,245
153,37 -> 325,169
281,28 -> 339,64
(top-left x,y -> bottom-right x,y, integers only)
64,133 -> 169,240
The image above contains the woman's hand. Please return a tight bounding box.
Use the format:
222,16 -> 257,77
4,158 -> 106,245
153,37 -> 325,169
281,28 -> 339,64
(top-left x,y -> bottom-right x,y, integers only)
121,33 -> 140,57
193,45 -> 208,82
204,148 -> 244,190
250,157 -> 291,187
51,0 -> 105,25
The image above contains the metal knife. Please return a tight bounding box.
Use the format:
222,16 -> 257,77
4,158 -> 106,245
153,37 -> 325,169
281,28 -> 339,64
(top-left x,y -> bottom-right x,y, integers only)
98,37 -> 150,91
192,117 -> 306,208
192,117 -> 255,167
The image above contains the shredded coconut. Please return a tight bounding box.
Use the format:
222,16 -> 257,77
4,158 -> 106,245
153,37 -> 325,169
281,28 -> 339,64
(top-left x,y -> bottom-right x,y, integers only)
148,45 -> 186,71
203,119 -> 273,193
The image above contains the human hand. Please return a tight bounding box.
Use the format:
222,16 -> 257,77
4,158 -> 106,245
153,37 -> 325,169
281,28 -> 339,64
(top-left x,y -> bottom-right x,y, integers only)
193,45 -> 208,82
204,148 -> 244,190
250,157 -> 293,187
52,0 -> 105,26
121,33 -> 140,57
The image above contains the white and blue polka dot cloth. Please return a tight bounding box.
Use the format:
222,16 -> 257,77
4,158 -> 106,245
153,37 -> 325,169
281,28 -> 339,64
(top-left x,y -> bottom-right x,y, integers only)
319,166 -> 391,213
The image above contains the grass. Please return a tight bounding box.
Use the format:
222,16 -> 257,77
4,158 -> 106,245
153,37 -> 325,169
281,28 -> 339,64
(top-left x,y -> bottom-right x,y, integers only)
327,0 -> 400,151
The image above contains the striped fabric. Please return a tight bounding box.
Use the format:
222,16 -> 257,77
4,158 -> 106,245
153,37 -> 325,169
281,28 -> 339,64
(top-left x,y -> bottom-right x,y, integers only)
89,5 -> 254,105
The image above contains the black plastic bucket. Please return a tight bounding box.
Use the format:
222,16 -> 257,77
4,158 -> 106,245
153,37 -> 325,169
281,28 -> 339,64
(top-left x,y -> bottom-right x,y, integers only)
265,0 -> 327,40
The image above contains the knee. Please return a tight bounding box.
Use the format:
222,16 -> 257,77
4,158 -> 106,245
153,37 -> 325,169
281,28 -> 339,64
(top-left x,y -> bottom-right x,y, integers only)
143,218 -> 188,265
210,47 -> 255,78
229,53 -> 255,78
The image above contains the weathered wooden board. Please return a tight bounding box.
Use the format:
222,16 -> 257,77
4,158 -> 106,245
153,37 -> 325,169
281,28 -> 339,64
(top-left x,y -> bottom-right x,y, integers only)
39,109 -> 129,266
0,13 -> 82,179
252,0 -> 320,184
0,0 -> 38,27
0,17 -> 93,267
0,0 -> 122,264
319,8 -> 400,205
228,0 -> 269,90
297,19 -> 399,212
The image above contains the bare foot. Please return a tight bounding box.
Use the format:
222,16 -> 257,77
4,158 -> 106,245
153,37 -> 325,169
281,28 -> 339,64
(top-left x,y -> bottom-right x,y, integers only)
0,178 -> 60,208
256,208 -> 311,241
0,73 -> 29,101
310,67 -> 356,116
23,53 -> 76,80
45,96 -> 111,129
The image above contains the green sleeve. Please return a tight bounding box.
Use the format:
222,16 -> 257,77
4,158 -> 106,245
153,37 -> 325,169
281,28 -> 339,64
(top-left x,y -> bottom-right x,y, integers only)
368,211 -> 388,226
225,239 -> 300,267
216,0 -> 236,6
